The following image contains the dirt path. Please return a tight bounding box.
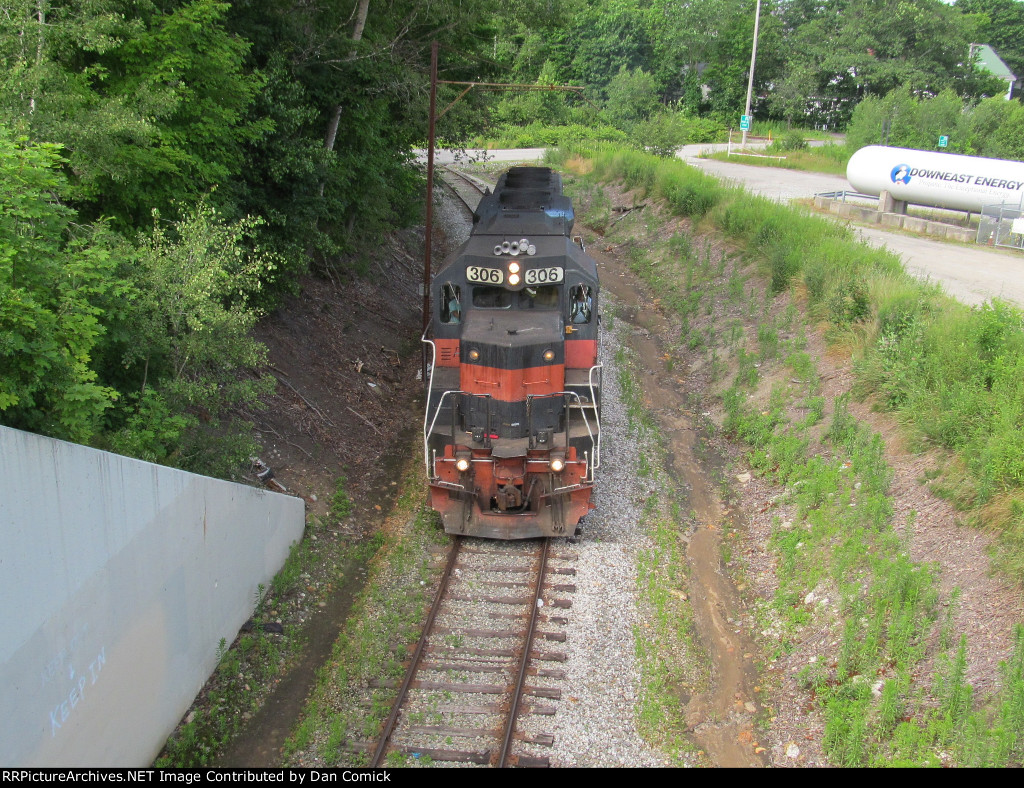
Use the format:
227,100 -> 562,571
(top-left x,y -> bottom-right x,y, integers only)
596,251 -> 765,767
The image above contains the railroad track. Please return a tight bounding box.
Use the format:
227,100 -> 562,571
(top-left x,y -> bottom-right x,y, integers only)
438,164 -> 493,215
368,536 -> 576,767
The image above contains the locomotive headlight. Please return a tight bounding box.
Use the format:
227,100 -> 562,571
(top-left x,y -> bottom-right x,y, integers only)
468,348 -> 480,362
543,349 -> 555,362
508,273 -> 521,286
455,456 -> 471,473
508,261 -> 520,274
549,455 -> 565,473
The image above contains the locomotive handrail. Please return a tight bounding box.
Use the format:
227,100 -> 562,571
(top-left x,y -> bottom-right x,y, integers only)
423,332 -> 473,479
552,390 -> 598,483
423,389 -> 468,478
588,363 -> 603,471
422,334 -> 439,477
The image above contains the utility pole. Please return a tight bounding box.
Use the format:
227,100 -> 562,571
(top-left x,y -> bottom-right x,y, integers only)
423,40 -> 438,345
419,43 -> 591,380
742,0 -> 761,148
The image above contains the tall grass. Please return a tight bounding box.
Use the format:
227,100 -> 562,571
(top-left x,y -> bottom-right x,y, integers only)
706,143 -> 851,176
563,143 -> 1024,766
565,143 -> 1024,576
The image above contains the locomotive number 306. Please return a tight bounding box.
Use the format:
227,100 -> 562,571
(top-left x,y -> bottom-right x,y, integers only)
524,266 -> 564,285
467,266 -> 504,284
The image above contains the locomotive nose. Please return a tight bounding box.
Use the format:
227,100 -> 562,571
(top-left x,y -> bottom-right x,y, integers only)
459,309 -> 564,370
459,310 -> 565,440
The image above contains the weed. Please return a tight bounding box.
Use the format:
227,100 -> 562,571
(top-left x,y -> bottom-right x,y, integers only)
331,477 -> 354,519
757,322 -> 780,360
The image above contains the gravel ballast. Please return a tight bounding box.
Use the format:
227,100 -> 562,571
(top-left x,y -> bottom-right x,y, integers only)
514,301 -> 679,768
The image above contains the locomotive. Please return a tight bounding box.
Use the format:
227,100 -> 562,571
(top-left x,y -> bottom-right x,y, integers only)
423,166 -> 601,539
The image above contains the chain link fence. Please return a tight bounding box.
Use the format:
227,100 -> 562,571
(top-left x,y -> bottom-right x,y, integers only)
978,202 -> 1024,250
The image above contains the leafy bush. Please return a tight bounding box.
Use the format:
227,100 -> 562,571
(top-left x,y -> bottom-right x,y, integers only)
769,130 -> 808,152
631,112 -> 689,157
0,132 -> 124,443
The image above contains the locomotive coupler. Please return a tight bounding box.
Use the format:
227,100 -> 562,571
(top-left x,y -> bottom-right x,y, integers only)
495,481 -> 523,511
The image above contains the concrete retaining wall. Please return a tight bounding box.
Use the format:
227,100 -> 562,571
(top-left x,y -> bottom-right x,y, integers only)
816,196 -> 975,241
0,426 -> 305,767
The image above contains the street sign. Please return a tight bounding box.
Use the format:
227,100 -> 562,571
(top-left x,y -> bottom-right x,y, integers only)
939,135 -> 949,148
740,114 -> 751,131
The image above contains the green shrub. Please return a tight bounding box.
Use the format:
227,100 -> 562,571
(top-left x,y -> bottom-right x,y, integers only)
769,130 -> 808,152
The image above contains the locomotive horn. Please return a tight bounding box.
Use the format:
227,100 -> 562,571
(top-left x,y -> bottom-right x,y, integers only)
493,245 -> 503,256
509,241 -> 520,255
501,241 -> 511,254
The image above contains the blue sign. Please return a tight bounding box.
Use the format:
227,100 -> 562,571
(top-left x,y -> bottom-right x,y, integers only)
891,164 -> 912,185
740,115 -> 751,130
939,135 -> 949,148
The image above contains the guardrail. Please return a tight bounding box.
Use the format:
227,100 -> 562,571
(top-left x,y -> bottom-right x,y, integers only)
815,190 -> 878,203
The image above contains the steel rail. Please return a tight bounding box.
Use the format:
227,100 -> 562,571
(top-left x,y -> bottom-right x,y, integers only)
437,164 -> 492,211
497,538 -> 550,768
369,537 -> 461,768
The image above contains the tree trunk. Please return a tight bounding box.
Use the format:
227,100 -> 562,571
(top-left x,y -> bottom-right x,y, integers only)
30,0 -> 46,114
323,0 -> 370,155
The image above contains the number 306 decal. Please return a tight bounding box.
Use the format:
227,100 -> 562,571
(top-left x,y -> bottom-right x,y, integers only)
524,267 -> 563,285
467,266 -> 504,284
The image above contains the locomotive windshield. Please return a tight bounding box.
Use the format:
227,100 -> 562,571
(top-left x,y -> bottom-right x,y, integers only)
471,285 -> 560,310
472,286 -> 513,309
519,285 -> 559,309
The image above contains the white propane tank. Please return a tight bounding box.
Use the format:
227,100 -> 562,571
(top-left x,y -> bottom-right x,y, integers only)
846,145 -> 1024,213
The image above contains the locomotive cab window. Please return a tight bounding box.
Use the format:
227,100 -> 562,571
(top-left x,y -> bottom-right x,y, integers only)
441,283 -> 461,324
473,286 -> 514,309
569,284 -> 593,324
519,285 -> 559,310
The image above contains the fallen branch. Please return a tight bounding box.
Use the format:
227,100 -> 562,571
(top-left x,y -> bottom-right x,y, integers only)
347,405 -> 383,436
273,374 -> 336,427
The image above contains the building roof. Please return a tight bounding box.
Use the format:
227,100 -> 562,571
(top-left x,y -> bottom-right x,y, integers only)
973,43 -> 1016,81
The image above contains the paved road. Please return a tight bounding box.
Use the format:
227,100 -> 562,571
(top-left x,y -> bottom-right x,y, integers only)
432,146 -> 1024,307
677,145 -> 1024,307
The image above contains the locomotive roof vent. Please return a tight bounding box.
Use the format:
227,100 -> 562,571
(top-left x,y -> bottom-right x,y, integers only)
499,188 -> 552,210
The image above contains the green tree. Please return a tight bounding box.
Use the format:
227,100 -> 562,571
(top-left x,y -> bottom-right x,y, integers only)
0,130 -> 122,442
955,0 -> 1024,88
772,0 -> 986,126
767,64 -> 819,127
697,0 -> 784,119
845,86 -> 1024,157
603,65 -> 660,126
649,0 -> 734,106
492,60 -> 573,127
0,0 -> 268,230
106,201 -> 276,475
88,0 -> 270,226
963,96 -> 1024,158
566,0 -> 654,98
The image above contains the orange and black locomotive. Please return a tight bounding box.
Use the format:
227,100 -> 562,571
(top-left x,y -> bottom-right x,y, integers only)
423,167 -> 601,539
